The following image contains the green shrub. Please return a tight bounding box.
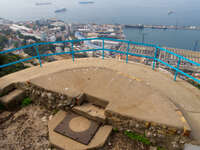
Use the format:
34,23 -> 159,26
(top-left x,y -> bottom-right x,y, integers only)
187,79 -> 200,89
21,97 -> 32,107
123,130 -> 166,149
52,109 -> 59,115
157,147 -> 165,150
0,54 -> 29,77
113,128 -> 119,132
0,103 -> 5,110
124,130 -> 151,145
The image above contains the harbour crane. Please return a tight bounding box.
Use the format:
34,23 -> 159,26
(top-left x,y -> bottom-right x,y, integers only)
193,40 -> 199,51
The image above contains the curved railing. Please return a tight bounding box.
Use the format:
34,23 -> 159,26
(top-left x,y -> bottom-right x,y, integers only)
0,37 -> 200,84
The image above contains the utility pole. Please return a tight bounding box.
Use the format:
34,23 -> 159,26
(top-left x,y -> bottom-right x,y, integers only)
141,33 -> 147,43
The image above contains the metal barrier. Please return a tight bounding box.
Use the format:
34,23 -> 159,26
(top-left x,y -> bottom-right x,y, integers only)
0,37 -> 200,84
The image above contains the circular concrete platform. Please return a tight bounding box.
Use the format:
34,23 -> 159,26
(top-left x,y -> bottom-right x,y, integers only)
0,58 -> 200,141
31,66 -> 188,129
69,116 -> 91,132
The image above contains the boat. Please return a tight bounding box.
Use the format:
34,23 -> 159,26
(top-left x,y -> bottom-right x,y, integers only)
79,1 -> 95,4
168,10 -> 174,15
35,2 -> 52,6
54,8 -> 67,13
124,24 -> 144,29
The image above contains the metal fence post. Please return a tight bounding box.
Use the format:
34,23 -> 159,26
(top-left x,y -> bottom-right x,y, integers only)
126,42 -> 130,63
152,47 -> 158,70
35,45 -> 42,67
174,57 -> 181,81
71,41 -> 74,62
102,39 -> 104,59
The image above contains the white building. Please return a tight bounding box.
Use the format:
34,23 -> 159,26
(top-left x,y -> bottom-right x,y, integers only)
10,24 -> 32,32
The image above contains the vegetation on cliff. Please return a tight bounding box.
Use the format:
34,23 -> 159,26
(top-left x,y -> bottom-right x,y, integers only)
0,35 -> 28,77
0,54 -> 29,77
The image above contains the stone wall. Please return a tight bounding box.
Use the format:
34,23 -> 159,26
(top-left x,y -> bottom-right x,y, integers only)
15,82 -> 85,111
105,110 -> 191,150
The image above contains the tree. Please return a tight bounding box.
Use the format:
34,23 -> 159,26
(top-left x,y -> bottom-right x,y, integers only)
23,43 -> 56,56
0,54 -> 29,77
14,42 -> 19,48
0,35 -> 8,49
0,55 -> 6,65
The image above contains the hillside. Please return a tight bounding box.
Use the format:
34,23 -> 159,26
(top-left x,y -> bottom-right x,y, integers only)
0,54 -> 29,77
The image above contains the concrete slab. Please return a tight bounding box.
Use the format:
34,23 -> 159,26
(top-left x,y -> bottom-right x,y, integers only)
30,66 -> 185,130
0,58 -> 200,140
48,110 -> 112,150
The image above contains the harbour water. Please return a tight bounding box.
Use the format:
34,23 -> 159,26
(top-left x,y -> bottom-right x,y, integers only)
124,28 -> 200,50
0,0 -> 200,50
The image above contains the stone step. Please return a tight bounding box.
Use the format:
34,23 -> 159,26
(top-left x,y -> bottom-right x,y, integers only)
0,89 -> 26,110
72,103 -> 106,124
0,83 -> 16,96
85,94 -> 109,108
48,110 -> 112,150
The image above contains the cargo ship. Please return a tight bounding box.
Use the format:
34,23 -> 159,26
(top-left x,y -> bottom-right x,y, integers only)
54,8 -> 67,13
35,2 -> 52,6
124,24 -> 144,29
79,1 -> 94,4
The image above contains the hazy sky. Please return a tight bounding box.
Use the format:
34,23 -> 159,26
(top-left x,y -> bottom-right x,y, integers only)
0,0 -> 200,25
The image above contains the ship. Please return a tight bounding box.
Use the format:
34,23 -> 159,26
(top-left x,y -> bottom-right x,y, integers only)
35,2 -> 52,6
79,1 -> 95,4
168,10 -> 174,15
124,24 -> 144,29
54,8 -> 67,13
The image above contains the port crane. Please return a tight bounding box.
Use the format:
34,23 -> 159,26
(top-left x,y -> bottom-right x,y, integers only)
193,40 -> 199,51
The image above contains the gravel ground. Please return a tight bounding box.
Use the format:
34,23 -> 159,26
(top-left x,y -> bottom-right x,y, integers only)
98,132 -> 150,150
0,104 -> 51,150
0,105 -> 150,150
